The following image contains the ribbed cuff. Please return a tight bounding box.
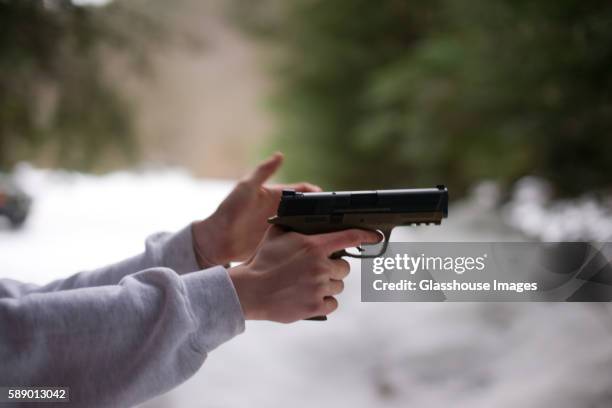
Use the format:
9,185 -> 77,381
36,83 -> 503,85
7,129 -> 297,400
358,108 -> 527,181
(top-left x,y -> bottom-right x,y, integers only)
182,266 -> 246,353
156,225 -> 201,275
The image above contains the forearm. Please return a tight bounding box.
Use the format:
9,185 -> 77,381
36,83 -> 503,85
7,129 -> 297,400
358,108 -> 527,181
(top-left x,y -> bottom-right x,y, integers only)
0,266 -> 245,407
1,225 -> 203,297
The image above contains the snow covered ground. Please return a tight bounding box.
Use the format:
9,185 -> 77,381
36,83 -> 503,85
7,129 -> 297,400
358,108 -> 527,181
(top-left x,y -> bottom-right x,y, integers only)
2,166 -> 612,408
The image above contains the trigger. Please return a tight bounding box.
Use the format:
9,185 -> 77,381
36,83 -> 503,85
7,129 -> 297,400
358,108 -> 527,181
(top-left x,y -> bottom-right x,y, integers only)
355,228 -> 390,258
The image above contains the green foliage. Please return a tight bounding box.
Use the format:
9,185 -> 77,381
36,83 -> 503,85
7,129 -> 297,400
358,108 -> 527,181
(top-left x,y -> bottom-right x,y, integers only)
0,0 -> 186,171
0,0 -> 123,170
234,0 -> 612,196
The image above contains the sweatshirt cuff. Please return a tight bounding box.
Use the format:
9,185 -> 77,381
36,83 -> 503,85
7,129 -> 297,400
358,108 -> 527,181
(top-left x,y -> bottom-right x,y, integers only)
148,225 -> 200,275
182,266 -> 245,353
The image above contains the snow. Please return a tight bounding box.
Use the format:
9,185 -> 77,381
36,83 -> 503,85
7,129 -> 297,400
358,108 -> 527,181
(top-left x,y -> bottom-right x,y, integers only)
2,166 -> 612,408
504,176 -> 612,241
1,164 -> 231,283
71,0 -> 113,7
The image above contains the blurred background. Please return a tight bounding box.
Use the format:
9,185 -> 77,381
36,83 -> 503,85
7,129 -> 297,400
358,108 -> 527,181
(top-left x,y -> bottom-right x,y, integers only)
1,0 -> 612,407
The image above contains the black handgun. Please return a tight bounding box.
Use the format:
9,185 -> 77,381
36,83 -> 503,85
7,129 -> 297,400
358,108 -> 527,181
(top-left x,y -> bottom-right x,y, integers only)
268,185 -> 449,319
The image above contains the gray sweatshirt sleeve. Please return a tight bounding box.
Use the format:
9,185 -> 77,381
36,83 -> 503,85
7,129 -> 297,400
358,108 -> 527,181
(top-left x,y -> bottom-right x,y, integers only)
0,224 -> 203,297
0,227 -> 246,408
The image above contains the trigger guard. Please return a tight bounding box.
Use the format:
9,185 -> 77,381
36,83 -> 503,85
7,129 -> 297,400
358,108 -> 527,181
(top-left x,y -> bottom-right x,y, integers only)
342,229 -> 390,259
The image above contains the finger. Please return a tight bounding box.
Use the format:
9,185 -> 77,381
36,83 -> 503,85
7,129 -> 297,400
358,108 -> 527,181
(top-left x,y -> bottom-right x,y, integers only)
321,296 -> 338,315
325,279 -> 345,296
248,152 -> 284,186
266,181 -> 322,196
315,229 -> 382,255
285,182 -> 322,192
329,258 -> 350,280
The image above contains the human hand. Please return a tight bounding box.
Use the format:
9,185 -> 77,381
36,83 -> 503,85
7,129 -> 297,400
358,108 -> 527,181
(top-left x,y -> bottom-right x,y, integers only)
192,152 -> 321,267
227,226 -> 380,322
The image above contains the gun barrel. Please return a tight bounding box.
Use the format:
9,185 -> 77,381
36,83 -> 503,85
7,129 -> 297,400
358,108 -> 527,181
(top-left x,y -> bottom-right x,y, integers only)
276,185 -> 448,218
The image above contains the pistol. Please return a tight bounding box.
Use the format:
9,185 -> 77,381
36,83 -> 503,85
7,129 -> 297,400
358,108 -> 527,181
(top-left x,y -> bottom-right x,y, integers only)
268,185 -> 449,319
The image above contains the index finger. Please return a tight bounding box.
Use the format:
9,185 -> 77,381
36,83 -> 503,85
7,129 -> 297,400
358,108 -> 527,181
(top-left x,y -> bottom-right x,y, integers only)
247,152 -> 284,186
314,228 -> 382,255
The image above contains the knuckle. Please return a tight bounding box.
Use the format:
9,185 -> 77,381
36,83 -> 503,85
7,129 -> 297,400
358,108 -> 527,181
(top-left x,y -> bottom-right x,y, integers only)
330,260 -> 349,279
306,269 -> 323,283
347,230 -> 362,244
313,261 -> 329,276
326,297 -> 339,312
336,280 -> 345,293
341,229 -> 355,242
301,236 -> 320,252
302,267 -> 322,283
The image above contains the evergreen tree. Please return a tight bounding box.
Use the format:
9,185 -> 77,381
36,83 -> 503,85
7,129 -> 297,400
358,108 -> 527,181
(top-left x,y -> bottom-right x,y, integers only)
0,0 -> 183,171
233,0 -> 612,197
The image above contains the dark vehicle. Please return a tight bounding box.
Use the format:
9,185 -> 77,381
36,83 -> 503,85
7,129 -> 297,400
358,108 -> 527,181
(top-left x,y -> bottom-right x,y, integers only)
0,175 -> 31,228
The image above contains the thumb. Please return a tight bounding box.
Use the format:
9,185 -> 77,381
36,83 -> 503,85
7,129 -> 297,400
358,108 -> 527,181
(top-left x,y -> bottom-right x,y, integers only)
248,152 -> 284,186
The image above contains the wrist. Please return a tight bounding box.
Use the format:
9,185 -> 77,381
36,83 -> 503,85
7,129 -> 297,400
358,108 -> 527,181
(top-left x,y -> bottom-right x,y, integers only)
191,217 -> 232,268
227,264 -> 263,320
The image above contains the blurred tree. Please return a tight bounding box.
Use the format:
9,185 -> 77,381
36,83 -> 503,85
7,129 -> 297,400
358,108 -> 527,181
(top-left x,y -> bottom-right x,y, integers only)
0,0 -> 195,172
1,0 -> 125,170
231,0 -> 612,197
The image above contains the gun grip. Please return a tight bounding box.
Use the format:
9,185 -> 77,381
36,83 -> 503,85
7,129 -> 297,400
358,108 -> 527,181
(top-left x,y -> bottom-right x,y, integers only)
303,230 -> 390,321
305,315 -> 328,321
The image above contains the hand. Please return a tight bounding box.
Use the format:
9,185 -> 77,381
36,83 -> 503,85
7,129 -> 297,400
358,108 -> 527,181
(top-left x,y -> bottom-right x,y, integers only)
228,226 -> 381,323
192,152 -> 321,267
192,153 -> 321,267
